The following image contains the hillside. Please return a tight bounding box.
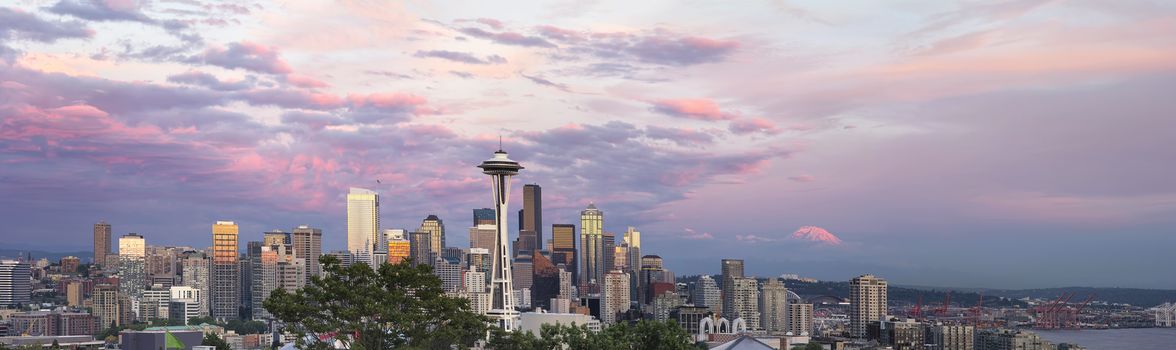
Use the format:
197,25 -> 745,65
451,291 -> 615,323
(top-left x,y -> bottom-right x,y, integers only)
677,275 -> 1175,307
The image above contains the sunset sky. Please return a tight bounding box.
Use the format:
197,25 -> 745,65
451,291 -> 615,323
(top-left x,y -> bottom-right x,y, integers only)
2,0 -> 1174,289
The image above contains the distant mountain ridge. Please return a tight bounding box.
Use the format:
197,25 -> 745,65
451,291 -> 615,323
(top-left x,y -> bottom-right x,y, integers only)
678,275 -> 1176,307
0,249 -> 93,262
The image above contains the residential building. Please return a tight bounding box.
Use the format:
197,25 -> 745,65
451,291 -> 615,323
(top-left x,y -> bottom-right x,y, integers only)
602,270 -> 630,325
926,324 -> 974,350
787,303 -> 814,336
731,277 -> 761,329
850,274 -> 888,338
761,278 -> 789,334
92,284 -> 126,328
976,329 -> 1053,350
721,259 -> 745,320
65,281 -> 83,306
180,252 -> 211,317
691,275 -> 722,315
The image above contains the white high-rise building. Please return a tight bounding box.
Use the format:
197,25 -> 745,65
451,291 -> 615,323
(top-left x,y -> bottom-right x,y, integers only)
170,286 -> 202,325
602,270 -> 631,325
478,148 -> 524,331
140,287 -> 171,321
347,187 -> 380,258
118,233 -> 147,301
180,253 -> 211,317
850,274 -> 888,338
731,277 -> 761,329
691,275 -> 721,313
624,227 -> 641,275
0,260 -> 31,307
760,278 -> 789,334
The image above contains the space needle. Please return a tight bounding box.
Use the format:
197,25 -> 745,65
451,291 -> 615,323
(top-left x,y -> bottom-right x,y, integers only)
478,146 -> 524,331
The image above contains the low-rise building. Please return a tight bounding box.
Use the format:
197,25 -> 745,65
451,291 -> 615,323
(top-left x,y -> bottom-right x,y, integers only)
518,311 -> 601,335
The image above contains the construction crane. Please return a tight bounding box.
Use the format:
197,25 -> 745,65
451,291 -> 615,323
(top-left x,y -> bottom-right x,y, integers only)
935,290 -> 953,317
1035,293 -> 1074,329
968,291 -> 985,326
911,294 -> 924,319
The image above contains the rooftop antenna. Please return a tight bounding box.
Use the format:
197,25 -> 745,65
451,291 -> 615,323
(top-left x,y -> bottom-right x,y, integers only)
498,134 -> 503,152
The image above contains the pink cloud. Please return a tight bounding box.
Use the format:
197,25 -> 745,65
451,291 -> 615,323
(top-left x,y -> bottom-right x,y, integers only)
475,18 -> 503,30
729,117 -> 782,135
197,41 -> 292,74
682,228 -> 714,240
788,174 -> 815,182
284,74 -> 329,88
735,234 -> 780,243
347,92 -> 427,109
650,98 -> 735,121
790,226 -> 843,245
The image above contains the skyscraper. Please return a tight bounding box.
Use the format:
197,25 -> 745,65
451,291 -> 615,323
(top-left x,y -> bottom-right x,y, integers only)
691,275 -> 721,315
787,303 -> 813,336
180,253 -> 211,317
93,221 -> 112,266
346,187 -> 380,257
291,225 -> 322,281
478,148 -> 523,331
720,259 -> 745,320
850,274 -> 888,338
580,204 -> 603,292
211,221 -> 240,321
731,277 -> 761,329
602,270 -> 630,325
518,184 -> 542,253
92,284 -> 124,328
602,232 -> 616,278
118,233 -> 146,301
551,224 -> 577,285
760,278 -> 789,334
408,231 -> 432,266
0,260 -> 31,307
419,215 -> 446,258
470,209 -> 497,253
624,227 -> 641,274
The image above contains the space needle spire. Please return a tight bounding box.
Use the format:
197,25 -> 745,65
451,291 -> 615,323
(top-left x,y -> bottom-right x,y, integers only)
478,147 -> 523,331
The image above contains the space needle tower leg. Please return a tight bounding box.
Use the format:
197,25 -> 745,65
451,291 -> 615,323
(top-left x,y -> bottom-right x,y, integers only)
478,148 -> 523,332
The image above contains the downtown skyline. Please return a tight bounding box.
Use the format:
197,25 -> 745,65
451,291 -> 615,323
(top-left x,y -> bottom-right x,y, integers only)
2,1 -> 1175,290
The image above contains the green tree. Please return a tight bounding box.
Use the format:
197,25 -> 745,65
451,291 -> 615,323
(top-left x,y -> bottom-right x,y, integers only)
791,343 -> 824,350
486,320 -> 703,350
188,316 -> 216,326
263,255 -> 488,349
202,333 -> 232,350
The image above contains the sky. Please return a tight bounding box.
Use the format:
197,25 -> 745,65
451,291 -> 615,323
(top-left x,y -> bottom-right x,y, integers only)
1,0 -> 1175,289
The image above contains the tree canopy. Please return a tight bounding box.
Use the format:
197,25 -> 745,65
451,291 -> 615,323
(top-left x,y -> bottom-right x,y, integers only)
262,255 -> 488,349
486,320 -> 704,350
201,333 -> 232,350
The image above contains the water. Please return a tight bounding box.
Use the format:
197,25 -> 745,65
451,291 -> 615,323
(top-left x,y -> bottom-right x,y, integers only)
1035,328 -> 1176,349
